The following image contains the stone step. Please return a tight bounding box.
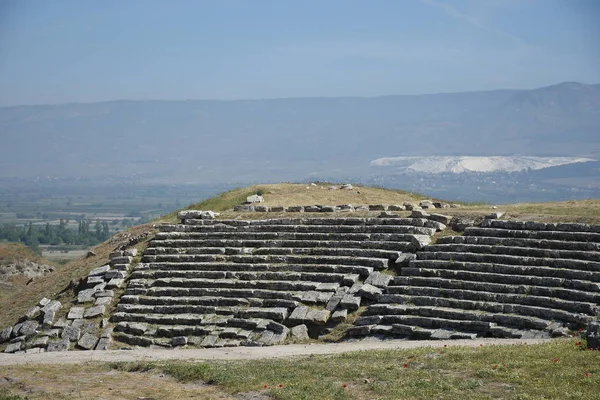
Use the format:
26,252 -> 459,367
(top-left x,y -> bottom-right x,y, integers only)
142,262 -> 373,277
416,251 -> 600,273
147,238 -> 415,251
464,227 -> 600,243
116,322 -> 264,341
113,306 -> 289,324
146,286 -> 297,301
480,220 -> 600,233
403,263 -> 600,290
145,246 -> 402,260
424,243 -> 600,262
153,232 -> 422,242
131,269 -> 355,285
385,281 -> 600,313
436,235 -> 600,252
170,217 -> 431,227
142,254 -> 388,270
158,223 -> 437,236
147,277 -> 338,292
410,260 -> 600,292
362,304 -> 552,330
368,297 -> 591,325
367,314 -> 496,332
119,295 -> 298,309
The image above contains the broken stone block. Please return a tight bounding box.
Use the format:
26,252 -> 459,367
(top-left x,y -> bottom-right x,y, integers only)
331,309 -> 348,322
24,306 -> 41,320
106,278 -> 124,289
61,325 -> 81,342
88,264 -> 111,276
0,326 -> 13,343
172,336 -> 188,346
340,294 -> 361,311
4,342 -> 22,353
67,307 -> 85,320
290,324 -> 309,341
17,320 -> 39,337
84,305 -> 106,318
78,289 -> 97,303
32,336 -> 49,348
53,318 -> 69,328
95,337 -> 111,350
77,333 -> 99,350
364,271 -> 393,288
47,339 -> 70,352
305,309 -> 330,325
38,298 -> 51,307
358,283 -> 382,301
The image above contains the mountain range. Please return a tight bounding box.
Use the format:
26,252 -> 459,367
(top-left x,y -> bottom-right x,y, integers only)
1,81 -> 599,183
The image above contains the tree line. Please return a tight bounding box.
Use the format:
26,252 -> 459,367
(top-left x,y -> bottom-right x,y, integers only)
0,219 -> 111,253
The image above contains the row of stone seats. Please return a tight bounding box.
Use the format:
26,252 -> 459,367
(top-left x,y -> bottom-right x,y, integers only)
112,216 -> 440,347
348,219 -> 600,340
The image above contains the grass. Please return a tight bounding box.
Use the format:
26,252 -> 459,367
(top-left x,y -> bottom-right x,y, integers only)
2,339 -> 597,400
110,340 -> 600,400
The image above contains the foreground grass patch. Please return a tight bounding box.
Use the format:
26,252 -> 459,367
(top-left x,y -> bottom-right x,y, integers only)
109,340 -> 600,400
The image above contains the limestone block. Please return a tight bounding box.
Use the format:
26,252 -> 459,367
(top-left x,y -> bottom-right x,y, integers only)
106,278 -> 125,289
4,342 -> 22,353
24,306 -> 41,320
172,336 -> 188,346
290,324 -> 309,341
47,339 -> 70,352
365,272 -> 393,288
78,289 -> 97,303
88,265 -> 111,277
305,309 -> 330,325
67,307 -> 85,320
53,318 -> 69,328
32,336 -> 49,348
587,320 -> 600,350
38,298 -> 51,307
331,309 -> 348,322
62,326 -> 81,342
77,333 -> 99,350
340,294 -> 361,311
430,213 -> 452,225
84,305 -> 106,318
0,326 -> 13,343
388,204 -> 406,211
17,320 -> 39,336
289,306 -> 308,323
123,248 -> 138,257
95,337 -> 111,350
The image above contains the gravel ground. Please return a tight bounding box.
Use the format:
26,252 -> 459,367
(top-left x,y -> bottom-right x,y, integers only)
0,338 -> 551,366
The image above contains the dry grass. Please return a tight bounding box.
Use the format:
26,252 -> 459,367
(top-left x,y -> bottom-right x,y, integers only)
0,224 -> 157,330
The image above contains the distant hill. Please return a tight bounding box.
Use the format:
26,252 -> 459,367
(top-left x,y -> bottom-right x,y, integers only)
1,82 -> 599,183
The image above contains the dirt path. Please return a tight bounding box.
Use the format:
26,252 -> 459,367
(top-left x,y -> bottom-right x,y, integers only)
0,338 -> 550,366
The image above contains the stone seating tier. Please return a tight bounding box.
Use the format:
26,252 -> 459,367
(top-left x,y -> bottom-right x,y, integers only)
349,220 -> 600,340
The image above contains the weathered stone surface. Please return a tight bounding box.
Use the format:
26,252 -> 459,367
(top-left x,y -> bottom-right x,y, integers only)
84,305 -> 106,318
77,333 -> 99,350
26,347 -> 44,354
411,234 -> 432,250
587,320 -> 600,350
4,342 -> 22,353
61,325 -> 81,342
53,318 -> 69,328
1,326 -> 13,343
78,289 -> 97,303
41,300 -> 61,315
430,213 -> 452,225
178,210 -> 221,220
358,283 -> 382,301
331,309 -> 348,322
17,320 -> 39,336
68,307 -> 85,320
451,217 -> 474,232
25,306 -> 41,320
38,298 -> 51,307
388,204 -> 406,211
286,325 -> 308,342
369,204 -> 387,211
86,276 -> 105,287
267,321 -> 287,334
234,205 -> 254,212
95,337 -> 111,350
94,297 -> 112,306
106,278 -> 125,289
289,306 -> 309,323
123,248 -> 138,257
411,210 -> 430,218
340,294 -> 361,311
105,270 -> 127,280
305,309 -> 330,325
172,336 -> 188,346
365,271 -> 393,288
95,290 -> 115,298
47,339 -> 70,352
378,211 -> 398,218
88,264 -> 110,277
45,329 -> 61,338
33,336 -> 49,348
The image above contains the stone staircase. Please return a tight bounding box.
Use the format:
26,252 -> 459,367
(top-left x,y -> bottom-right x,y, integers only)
349,219 -> 600,340
112,215 -> 441,347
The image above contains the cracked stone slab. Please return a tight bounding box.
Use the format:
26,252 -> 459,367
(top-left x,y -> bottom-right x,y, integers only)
84,305 -> 106,318
77,333 -> 99,350
68,307 -> 85,320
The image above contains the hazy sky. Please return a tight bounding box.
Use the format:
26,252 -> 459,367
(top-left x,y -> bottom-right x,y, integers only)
0,0 -> 599,105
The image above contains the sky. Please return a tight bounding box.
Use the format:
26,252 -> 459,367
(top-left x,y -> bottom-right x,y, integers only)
0,0 -> 599,106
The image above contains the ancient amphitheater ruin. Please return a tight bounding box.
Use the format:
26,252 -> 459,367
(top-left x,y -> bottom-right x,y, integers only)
2,204 -> 600,353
